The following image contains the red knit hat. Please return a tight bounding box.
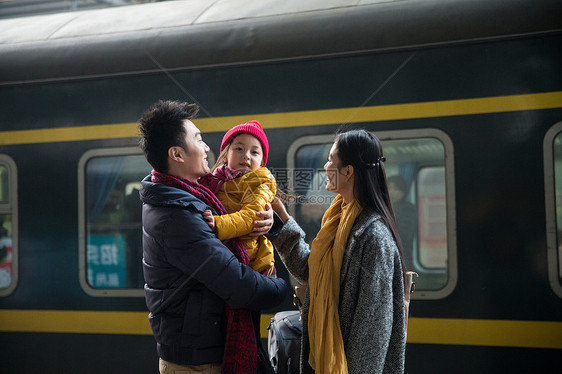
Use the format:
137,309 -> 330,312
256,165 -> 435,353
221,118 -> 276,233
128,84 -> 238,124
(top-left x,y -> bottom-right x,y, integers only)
221,120 -> 269,166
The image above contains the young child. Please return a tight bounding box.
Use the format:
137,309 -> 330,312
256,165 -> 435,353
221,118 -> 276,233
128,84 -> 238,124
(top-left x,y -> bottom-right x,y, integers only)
199,120 -> 276,276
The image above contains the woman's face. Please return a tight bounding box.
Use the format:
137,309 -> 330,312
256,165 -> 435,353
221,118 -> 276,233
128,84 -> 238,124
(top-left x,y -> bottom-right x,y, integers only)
324,142 -> 347,193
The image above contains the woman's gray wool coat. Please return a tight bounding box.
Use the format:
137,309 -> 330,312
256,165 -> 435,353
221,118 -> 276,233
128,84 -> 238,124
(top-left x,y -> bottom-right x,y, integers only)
272,210 -> 406,374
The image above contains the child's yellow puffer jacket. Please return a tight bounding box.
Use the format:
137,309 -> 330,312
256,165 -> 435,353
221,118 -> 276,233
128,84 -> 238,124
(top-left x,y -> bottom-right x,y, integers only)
214,167 -> 276,274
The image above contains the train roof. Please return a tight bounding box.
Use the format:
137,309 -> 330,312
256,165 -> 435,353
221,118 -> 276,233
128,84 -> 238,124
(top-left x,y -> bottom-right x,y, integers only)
1,0 -> 561,85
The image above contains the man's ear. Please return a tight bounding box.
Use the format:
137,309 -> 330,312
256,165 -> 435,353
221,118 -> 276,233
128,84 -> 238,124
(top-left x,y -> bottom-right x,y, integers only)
168,146 -> 184,162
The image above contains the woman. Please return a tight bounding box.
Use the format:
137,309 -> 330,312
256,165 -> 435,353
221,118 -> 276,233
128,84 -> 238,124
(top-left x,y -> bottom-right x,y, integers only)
272,130 -> 407,374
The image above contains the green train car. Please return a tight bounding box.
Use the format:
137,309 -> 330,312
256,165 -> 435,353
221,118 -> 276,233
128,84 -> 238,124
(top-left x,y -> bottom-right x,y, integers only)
1,0 -> 561,372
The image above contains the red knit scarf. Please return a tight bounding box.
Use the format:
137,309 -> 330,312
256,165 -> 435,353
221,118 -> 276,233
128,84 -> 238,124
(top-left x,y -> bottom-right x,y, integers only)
151,170 -> 256,374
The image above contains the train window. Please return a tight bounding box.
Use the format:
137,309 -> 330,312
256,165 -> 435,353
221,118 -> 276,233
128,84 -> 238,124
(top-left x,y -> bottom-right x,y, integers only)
286,129 -> 457,299
78,147 -> 216,297
78,148 -> 151,297
0,156 -> 18,297
543,123 -> 562,298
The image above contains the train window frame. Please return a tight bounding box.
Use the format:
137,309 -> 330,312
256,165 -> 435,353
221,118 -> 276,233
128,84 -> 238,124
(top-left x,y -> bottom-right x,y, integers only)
543,121 -> 562,299
286,128 -> 457,300
78,147 -> 216,297
0,155 -> 18,297
78,147 -> 149,297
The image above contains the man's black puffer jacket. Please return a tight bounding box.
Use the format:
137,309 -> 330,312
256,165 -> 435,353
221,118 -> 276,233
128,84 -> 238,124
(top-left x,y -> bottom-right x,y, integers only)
140,175 -> 287,365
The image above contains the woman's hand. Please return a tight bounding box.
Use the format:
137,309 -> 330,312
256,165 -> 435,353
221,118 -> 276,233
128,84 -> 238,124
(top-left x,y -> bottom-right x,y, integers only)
271,197 -> 290,224
202,209 -> 215,231
250,203 -> 274,236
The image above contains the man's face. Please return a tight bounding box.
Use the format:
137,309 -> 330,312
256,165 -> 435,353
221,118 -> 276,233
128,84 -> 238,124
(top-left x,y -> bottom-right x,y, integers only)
180,120 -> 210,180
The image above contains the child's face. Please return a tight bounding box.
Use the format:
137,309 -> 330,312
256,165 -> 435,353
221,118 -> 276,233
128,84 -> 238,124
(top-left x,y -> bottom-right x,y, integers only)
226,133 -> 263,174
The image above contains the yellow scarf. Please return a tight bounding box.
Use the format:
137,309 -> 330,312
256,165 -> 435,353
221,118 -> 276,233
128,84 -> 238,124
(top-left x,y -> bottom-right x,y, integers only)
307,194 -> 362,374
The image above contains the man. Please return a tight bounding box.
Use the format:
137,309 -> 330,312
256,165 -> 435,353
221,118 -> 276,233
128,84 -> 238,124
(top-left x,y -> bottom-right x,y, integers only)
138,100 -> 287,374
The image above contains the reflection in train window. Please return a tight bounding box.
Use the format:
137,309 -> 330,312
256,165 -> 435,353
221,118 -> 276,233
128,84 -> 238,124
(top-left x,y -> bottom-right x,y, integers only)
0,157 -> 18,296
84,154 -> 150,291
0,213 -> 13,290
416,166 -> 447,270
289,135 -> 451,293
291,144 -> 337,244
0,165 -> 8,203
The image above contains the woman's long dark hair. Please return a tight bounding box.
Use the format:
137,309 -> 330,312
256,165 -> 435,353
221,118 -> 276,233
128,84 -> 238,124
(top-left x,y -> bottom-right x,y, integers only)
335,129 -> 408,278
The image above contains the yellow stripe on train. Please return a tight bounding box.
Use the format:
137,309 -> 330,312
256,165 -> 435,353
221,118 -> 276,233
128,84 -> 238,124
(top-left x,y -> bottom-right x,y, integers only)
0,309 -> 152,335
1,310 -> 561,349
1,92 -> 562,145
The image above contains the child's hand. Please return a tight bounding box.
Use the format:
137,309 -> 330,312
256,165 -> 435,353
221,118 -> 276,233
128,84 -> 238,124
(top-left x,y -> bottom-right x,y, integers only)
203,210 -> 215,231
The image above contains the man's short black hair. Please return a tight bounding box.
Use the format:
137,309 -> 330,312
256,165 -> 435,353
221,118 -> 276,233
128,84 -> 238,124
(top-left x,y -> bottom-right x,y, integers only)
138,100 -> 199,173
